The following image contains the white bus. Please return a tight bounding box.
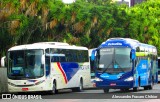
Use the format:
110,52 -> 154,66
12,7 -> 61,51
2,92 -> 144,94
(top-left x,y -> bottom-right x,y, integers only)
3,42 -> 91,93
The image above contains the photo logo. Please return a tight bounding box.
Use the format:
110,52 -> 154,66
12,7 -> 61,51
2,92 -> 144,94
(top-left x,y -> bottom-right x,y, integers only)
2,94 -> 11,99
108,43 -> 122,46
1,94 -> 42,99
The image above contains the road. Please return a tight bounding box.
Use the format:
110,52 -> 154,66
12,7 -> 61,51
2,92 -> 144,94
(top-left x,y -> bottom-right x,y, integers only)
41,83 -> 160,102
1,83 -> 160,102
0,83 -> 160,101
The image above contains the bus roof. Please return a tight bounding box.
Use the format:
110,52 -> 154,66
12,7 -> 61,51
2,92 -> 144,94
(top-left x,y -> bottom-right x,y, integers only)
8,42 -> 88,51
107,38 -> 140,43
98,38 -> 156,50
33,42 -> 70,46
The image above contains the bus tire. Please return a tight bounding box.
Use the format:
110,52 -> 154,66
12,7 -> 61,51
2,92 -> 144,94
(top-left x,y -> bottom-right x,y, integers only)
78,78 -> 83,92
133,78 -> 140,92
133,87 -> 138,92
72,78 -> 83,92
148,77 -> 154,90
103,89 -> 109,93
50,81 -> 58,94
144,86 -> 148,90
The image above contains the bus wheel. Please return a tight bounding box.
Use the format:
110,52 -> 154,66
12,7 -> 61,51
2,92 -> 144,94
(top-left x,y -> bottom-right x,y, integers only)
144,86 -> 148,90
133,83 -> 140,92
148,78 -> 153,90
103,89 -> 109,93
133,79 -> 140,92
51,81 -> 58,94
77,79 -> 83,92
72,79 -> 83,92
133,87 -> 138,92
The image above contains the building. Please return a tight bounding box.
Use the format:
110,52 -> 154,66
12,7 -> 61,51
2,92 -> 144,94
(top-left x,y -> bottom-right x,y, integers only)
113,0 -> 146,7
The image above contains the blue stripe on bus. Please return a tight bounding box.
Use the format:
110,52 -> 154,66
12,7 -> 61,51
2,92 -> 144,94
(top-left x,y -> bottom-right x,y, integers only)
100,73 -> 124,80
60,62 -> 79,81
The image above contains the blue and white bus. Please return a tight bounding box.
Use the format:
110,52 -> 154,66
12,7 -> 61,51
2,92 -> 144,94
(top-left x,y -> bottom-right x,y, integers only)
158,57 -> 160,82
3,42 -> 91,94
91,38 -> 158,93
89,49 -> 96,80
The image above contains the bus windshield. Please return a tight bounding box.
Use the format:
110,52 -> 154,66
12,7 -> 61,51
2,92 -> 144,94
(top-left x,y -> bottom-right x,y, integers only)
97,47 -> 132,73
8,50 -> 44,79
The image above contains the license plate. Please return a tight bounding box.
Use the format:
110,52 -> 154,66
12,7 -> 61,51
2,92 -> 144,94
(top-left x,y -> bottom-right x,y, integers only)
110,83 -> 116,86
22,88 -> 29,91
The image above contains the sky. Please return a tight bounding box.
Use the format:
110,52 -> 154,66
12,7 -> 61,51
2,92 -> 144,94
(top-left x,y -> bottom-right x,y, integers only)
62,0 -> 75,4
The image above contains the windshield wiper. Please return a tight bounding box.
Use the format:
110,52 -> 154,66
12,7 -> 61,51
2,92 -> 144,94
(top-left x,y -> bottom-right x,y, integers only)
102,61 -> 113,74
114,60 -> 125,72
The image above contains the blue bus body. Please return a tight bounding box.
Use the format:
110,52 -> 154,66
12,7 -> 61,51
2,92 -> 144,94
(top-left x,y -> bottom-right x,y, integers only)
91,38 -> 158,92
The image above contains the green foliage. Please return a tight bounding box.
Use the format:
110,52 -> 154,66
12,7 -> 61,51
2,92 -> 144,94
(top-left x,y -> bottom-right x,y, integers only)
1,0 -> 160,59
127,0 -> 160,55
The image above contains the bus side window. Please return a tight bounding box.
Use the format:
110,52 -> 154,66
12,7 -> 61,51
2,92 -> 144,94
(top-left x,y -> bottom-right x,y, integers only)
45,57 -> 50,76
51,56 -> 59,62
45,49 -> 50,76
60,56 -> 66,62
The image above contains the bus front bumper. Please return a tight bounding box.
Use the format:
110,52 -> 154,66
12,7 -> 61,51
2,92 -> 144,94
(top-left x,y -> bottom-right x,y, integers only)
8,82 -> 49,93
95,80 -> 134,89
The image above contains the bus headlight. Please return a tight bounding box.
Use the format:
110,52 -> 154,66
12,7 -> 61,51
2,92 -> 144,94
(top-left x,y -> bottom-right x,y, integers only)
8,82 -> 16,87
35,80 -> 45,85
124,76 -> 133,81
95,77 -> 103,82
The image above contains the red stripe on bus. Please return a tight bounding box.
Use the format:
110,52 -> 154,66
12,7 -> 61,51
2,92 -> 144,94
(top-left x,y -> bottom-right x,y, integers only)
57,62 -> 68,84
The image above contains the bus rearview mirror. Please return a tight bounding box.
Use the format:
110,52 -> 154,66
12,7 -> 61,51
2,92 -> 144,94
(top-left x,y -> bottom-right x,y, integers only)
91,50 -> 96,61
91,54 -> 95,61
130,50 -> 136,60
1,56 -> 6,67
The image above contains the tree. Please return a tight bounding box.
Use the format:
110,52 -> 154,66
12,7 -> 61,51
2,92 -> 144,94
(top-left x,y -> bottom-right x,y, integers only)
1,0 -> 160,60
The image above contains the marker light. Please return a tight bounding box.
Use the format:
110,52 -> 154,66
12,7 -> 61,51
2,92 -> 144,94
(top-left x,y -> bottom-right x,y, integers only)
95,77 -> 103,81
124,76 -> 134,81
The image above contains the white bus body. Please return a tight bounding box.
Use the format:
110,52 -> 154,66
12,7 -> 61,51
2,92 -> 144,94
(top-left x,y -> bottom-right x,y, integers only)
6,42 -> 91,93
